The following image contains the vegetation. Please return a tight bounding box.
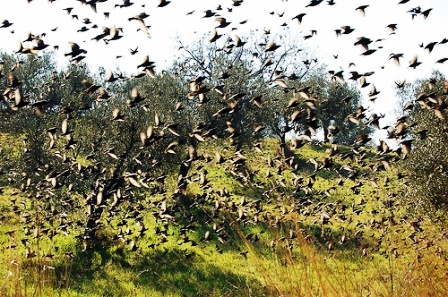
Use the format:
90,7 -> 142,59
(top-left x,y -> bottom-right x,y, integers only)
395,70 -> 448,213
1,139 -> 448,296
0,3 -> 447,296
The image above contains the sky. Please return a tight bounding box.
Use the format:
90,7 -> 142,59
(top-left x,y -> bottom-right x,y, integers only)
0,0 -> 447,131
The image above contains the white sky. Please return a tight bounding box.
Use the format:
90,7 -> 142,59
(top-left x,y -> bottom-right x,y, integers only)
0,0 -> 447,130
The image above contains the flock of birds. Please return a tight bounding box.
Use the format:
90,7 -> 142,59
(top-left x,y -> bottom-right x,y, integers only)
1,0 -> 448,260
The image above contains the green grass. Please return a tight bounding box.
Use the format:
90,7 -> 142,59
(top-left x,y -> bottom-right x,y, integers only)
1,138 -> 448,296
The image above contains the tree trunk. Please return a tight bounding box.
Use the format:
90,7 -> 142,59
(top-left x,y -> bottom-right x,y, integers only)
279,131 -> 286,157
323,126 -> 329,143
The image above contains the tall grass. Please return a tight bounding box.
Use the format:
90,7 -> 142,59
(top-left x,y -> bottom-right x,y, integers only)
2,208 -> 448,296
230,211 -> 448,297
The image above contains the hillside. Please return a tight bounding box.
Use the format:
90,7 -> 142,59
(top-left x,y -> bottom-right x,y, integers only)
1,138 -> 447,297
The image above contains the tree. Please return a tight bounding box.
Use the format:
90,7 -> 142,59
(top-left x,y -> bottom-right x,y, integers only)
395,70 -> 448,213
174,32 -> 370,155
0,29 -> 374,250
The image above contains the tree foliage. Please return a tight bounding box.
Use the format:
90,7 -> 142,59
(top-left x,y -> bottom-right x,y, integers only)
395,70 -> 448,213
0,34 -> 373,249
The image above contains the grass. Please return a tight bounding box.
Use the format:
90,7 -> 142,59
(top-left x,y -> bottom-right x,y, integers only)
1,138 -> 448,296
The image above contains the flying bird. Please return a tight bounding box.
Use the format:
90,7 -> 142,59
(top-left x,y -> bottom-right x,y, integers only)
387,24 -> 397,32
306,0 -> 324,7
158,0 -> 171,7
408,55 -> 421,68
389,53 -> 404,66
215,17 -> 231,28
424,42 -> 437,53
0,20 -> 13,28
356,5 -> 369,16
64,42 -> 87,57
354,37 -> 372,50
264,42 -> 281,52
292,13 -> 306,24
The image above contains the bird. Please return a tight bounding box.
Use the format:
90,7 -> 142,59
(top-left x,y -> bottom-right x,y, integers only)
292,13 -> 306,25
158,0 -> 171,7
424,42 -> 437,53
209,29 -> 222,43
215,17 -> 231,28
31,38 -> 49,52
264,42 -> 281,52
341,26 -> 354,34
137,56 -> 155,68
111,109 -> 125,121
203,10 -> 215,18
408,56 -> 421,68
233,35 -> 246,47
387,24 -> 398,32
10,88 -> 29,110
130,46 -> 138,55
127,87 -> 145,107
369,84 -> 380,97
0,20 -> 13,28
64,42 -> 87,57
105,27 -> 123,42
421,8 -> 433,19
356,5 -> 369,16
104,69 -> 119,83
128,13 -> 150,35
389,53 -> 404,66
115,0 -> 134,8
361,49 -> 377,56
354,37 -> 372,50
306,0 -> 324,7
400,139 -> 413,159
